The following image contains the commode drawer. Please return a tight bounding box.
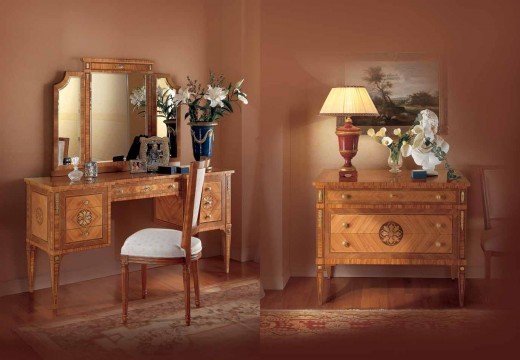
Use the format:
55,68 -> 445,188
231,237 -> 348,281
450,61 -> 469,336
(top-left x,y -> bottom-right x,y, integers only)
199,181 -> 222,223
329,214 -> 453,254
326,190 -> 457,204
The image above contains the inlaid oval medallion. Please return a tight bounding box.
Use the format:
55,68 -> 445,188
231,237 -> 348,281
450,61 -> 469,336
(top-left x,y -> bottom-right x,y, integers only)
35,207 -> 44,225
379,221 -> 403,246
76,209 -> 93,227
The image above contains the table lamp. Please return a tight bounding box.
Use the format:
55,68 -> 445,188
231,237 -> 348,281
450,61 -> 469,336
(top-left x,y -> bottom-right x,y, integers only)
319,86 -> 379,178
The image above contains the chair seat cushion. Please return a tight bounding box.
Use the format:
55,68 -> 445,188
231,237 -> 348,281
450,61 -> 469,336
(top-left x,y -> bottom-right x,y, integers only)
121,228 -> 202,258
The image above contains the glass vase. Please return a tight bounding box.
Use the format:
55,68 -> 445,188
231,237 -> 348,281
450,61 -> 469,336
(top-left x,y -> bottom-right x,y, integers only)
387,151 -> 403,173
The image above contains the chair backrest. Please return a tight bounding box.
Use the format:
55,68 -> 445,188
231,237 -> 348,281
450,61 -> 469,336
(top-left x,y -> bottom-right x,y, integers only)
180,160 -> 207,257
480,167 -> 507,230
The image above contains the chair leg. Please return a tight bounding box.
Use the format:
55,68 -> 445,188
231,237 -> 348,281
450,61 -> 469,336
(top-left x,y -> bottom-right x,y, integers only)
183,264 -> 191,326
121,257 -> 129,324
485,252 -> 492,280
191,260 -> 200,307
141,264 -> 147,299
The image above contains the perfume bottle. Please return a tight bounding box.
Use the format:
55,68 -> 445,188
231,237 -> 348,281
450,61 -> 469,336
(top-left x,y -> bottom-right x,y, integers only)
68,157 -> 83,182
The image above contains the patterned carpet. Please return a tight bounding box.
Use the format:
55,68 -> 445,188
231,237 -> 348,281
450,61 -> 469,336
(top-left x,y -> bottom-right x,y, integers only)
16,279 -> 259,360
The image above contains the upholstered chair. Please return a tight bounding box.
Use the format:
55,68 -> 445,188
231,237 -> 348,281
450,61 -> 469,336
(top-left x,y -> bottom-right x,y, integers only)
120,160 -> 207,325
480,167 -> 507,279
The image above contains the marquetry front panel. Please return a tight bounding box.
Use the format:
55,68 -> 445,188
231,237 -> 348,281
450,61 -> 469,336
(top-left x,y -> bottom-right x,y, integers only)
65,206 -> 103,229
112,180 -> 179,201
326,190 -> 457,204
31,192 -> 49,242
199,181 -> 222,223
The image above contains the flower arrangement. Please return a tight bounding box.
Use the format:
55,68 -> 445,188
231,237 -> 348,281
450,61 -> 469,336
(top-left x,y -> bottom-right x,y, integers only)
130,86 -> 177,121
176,72 -> 247,123
367,110 -> 459,179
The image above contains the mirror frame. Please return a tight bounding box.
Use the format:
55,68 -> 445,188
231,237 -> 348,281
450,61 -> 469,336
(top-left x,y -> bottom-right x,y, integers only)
52,58 -> 180,176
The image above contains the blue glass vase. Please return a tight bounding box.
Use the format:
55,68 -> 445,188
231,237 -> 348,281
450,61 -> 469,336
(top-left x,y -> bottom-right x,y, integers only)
190,122 -> 217,171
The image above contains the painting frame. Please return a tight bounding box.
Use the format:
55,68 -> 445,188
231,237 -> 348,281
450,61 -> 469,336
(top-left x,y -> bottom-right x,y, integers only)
139,136 -> 170,172
341,53 -> 447,134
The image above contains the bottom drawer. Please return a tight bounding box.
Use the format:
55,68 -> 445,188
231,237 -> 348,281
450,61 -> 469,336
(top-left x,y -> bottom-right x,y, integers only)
331,233 -> 452,254
65,226 -> 104,244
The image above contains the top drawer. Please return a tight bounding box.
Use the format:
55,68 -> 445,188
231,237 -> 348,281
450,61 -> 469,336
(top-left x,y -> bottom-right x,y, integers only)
112,180 -> 179,200
66,194 -> 103,209
326,190 -> 457,204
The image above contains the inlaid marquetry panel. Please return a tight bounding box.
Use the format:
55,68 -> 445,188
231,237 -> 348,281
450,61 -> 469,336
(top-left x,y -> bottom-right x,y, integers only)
65,206 -> 103,230
330,214 -> 453,235
330,233 -> 452,254
66,194 -> 103,210
65,225 -> 103,243
326,190 -> 457,204
199,181 -> 222,223
31,192 -> 48,241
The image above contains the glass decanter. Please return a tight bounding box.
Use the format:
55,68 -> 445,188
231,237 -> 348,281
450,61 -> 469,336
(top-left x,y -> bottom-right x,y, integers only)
68,156 -> 84,182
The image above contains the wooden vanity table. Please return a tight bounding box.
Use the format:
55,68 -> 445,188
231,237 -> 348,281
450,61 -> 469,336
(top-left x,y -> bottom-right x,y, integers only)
26,57 -> 234,310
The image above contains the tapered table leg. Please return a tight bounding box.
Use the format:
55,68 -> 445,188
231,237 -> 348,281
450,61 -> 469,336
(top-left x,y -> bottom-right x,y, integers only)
26,244 -> 36,294
458,266 -> 465,307
317,265 -> 324,305
223,225 -> 231,274
49,254 -> 62,311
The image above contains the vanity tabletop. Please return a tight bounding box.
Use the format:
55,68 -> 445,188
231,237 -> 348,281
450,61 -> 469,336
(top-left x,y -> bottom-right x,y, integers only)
313,169 -> 470,189
25,169 -> 234,190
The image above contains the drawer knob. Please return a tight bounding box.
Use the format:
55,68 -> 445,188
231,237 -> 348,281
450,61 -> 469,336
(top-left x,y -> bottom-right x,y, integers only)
435,241 -> 442,247
116,64 -> 124,69
204,200 -> 213,206
116,189 -> 124,194
143,186 -> 151,191
389,193 -> 398,198
168,184 -> 176,189
205,186 -> 212,192
342,222 -> 349,229
205,215 -> 211,219
341,194 -> 351,200
436,194 -> 445,200
83,200 -> 89,205
342,240 -> 350,247
435,223 -> 444,229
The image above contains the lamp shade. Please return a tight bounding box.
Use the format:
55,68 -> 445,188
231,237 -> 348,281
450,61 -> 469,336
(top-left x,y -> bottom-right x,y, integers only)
319,86 -> 378,117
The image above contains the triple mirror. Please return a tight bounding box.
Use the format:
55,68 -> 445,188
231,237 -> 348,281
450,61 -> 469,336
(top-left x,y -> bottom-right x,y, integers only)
53,58 -> 179,176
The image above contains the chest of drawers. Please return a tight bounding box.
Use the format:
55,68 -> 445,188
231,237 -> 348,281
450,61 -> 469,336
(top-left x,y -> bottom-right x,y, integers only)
313,169 -> 470,306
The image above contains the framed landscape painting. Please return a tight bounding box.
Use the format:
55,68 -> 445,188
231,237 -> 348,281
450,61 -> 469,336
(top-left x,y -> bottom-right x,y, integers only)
343,54 -> 447,133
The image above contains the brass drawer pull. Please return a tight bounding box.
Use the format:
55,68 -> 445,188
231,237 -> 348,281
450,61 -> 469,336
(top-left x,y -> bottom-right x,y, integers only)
342,222 -> 349,229
205,186 -> 212,192
116,64 -> 124,69
168,184 -> 177,189
204,200 -> 213,206
116,189 -> 124,194
435,241 -> 442,248
389,193 -> 398,198
435,194 -> 445,200
342,240 -> 350,248
81,229 -> 90,237
205,215 -> 211,220
142,186 -> 152,192
341,194 -> 351,200
435,223 -> 444,229
83,200 -> 90,205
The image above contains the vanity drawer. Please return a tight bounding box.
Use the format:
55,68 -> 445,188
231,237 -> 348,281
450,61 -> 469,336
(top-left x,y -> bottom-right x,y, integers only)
326,190 -> 457,204
65,226 -> 103,243
329,214 -> 453,254
112,181 -> 179,200
66,194 -> 103,209
199,181 -> 222,223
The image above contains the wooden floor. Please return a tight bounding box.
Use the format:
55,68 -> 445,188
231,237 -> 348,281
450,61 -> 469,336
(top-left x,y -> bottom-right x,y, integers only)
261,276 -> 501,310
0,257 -> 259,359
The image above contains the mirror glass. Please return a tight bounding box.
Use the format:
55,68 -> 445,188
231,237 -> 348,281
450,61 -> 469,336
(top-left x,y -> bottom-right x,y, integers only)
90,73 -> 148,162
156,77 -> 178,158
57,76 -> 81,165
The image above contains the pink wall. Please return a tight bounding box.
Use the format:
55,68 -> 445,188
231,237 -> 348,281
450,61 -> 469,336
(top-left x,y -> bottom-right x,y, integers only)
0,0 -> 234,295
259,0 -> 520,288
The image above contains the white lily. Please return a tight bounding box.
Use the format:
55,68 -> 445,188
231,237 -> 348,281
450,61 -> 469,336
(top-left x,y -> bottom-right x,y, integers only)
173,87 -> 192,105
130,86 -> 146,108
375,127 -> 387,137
393,128 -> 401,136
204,85 -> 229,108
381,136 -> 393,147
367,128 -> 375,137
401,141 -> 412,157
237,92 -> 248,104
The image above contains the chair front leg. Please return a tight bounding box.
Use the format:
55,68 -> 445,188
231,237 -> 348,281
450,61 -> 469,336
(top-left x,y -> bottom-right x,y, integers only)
191,260 -> 200,307
141,264 -> 147,299
121,256 -> 129,324
183,263 -> 191,326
